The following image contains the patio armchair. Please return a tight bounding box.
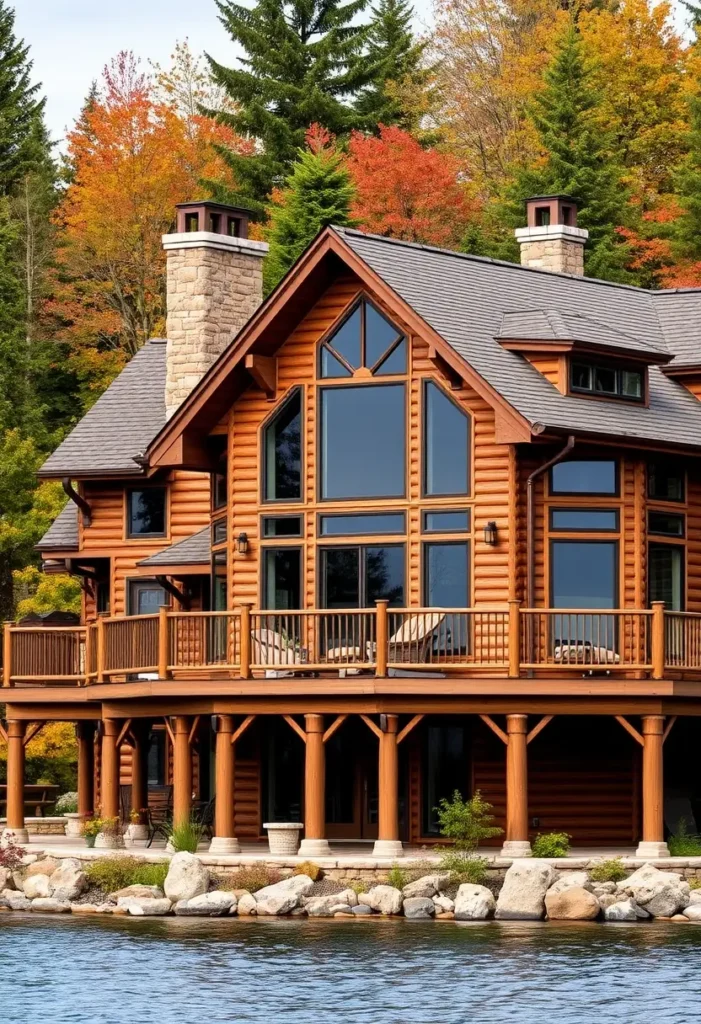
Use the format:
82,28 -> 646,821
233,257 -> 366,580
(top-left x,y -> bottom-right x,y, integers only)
251,626 -> 307,678
361,611 -> 447,676
146,784 -> 173,848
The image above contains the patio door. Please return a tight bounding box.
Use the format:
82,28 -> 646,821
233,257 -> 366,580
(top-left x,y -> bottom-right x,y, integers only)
320,545 -> 405,608
324,722 -> 379,840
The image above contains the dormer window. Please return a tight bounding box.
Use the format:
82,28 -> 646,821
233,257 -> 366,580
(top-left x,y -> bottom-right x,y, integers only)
570,360 -> 644,402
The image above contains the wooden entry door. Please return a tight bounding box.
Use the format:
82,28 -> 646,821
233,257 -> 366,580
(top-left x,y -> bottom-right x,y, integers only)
325,726 -> 378,841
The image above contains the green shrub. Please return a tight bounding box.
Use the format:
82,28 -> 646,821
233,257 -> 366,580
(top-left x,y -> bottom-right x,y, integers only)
435,790 -> 502,851
217,866 -> 282,893
294,860 -> 322,881
688,878 -> 701,890
589,857 -> 628,883
349,879 -> 368,895
386,864 -> 408,890
531,832 -> 571,858
437,850 -> 488,885
85,856 -> 169,894
166,818 -> 204,853
668,820 -> 701,857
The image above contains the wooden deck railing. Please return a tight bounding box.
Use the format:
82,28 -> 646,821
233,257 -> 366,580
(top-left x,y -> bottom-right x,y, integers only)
2,601 -> 698,686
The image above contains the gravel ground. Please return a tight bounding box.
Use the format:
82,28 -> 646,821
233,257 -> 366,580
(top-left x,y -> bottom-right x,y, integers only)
72,884 -> 116,906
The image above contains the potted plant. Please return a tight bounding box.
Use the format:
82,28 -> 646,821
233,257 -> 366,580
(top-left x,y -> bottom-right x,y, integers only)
81,817 -> 103,848
124,807 -> 149,846
94,815 -> 123,850
56,792 -> 82,838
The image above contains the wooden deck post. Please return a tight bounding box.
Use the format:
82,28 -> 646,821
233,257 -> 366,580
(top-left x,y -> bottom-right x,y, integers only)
636,715 -> 669,857
100,719 -> 120,821
76,721 -> 96,820
172,715 -> 193,829
500,714 -> 531,857
210,715 -> 240,854
2,623 -> 13,688
508,601 -> 521,678
373,713 -> 403,857
651,601 -> 665,680
239,603 -> 252,680
96,617 -> 106,684
158,606 -> 170,680
299,714 -> 330,857
2,721 -> 28,843
375,601 -> 389,677
130,722 -> 149,825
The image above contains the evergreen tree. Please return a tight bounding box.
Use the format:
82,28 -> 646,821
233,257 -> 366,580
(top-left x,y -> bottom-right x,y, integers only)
0,1 -> 46,194
264,126 -> 355,289
671,90 -> 701,265
206,0 -> 373,209
354,0 -> 429,129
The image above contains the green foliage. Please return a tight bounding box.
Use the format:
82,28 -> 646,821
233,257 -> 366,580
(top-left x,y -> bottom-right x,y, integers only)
386,864 -> 408,889
81,817 -> 105,839
217,866 -> 282,893
668,820 -> 701,857
349,879 -> 368,895
13,565 -> 82,618
294,860 -> 323,881
672,89 -> 701,265
531,832 -> 571,858
264,127 -> 355,290
434,789 -> 503,851
85,855 -> 169,894
589,857 -> 628,883
437,850 -> 489,885
166,818 -> 205,853
688,878 -> 701,891
0,1 -> 46,194
55,791 -> 78,814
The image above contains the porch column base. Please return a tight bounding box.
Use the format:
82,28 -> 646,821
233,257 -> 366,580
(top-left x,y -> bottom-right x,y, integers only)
1,826 -> 29,846
500,840 -> 532,858
635,841 -> 670,858
209,836 -> 241,855
372,839 -> 404,858
298,838 -> 331,858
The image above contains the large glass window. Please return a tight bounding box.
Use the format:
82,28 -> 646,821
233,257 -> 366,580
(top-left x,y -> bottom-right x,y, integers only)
570,361 -> 644,401
320,297 -> 406,378
649,544 -> 683,611
127,488 -> 166,537
263,388 -> 302,501
551,541 -> 617,609
321,545 -> 405,607
648,460 -> 685,503
263,548 -> 302,609
424,542 -> 469,606
550,460 -> 617,496
423,381 -> 470,496
212,551 -> 227,611
320,384 -> 405,499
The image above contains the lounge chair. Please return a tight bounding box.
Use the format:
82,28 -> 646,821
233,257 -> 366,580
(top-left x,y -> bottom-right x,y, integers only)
553,640 -> 620,665
251,626 -> 306,678
356,611 -> 447,676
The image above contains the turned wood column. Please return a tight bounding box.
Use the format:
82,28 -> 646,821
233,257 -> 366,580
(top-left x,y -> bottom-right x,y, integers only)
130,722 -> 149,821
501,714 -> 531,857
76,721 -> 96,819
210,714 -> 240,854
373,713 -> 402,857
636,715 -> 669,856
100,719 -> 120,820
3,721 -> 28,842
299,714 -> 330,857
172,716 -> 192,828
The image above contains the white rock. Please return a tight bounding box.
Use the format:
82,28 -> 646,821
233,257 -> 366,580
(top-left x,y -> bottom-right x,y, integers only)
304,894 -> 349,917
23,874 -> 52,900
545,886 -> 600,920
0,868 -> 14,891
70,903 -> 114,915
402,874 -> 452,899
254,874 -> 315,915
617,863 -> 690,918
454,884 -> 495,921
548,872 -> 593,894
175,891 -> 236,916
2,888 -> 32,911
433,895 -> 455,913
338,888 -> 358,907
117,897 -> 173,916
110,885 -> 164,901
163,852 -> 210,903
358,885 -> 403,915
591,881 -> 618,896
30,898 -> 71,913
50,861 -> 87,902
683,904 -> 701,921
20,855 -> 38,866
688,890 -> 701,905
604,898 -> 648,922
236,892 -> 257,916
403,897 -> 435,919
26,858 -> 60,878
495,860 -> 557,920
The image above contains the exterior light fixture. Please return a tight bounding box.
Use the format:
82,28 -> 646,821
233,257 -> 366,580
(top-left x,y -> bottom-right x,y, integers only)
236,532 -> 249,554
483,521 -> 498,546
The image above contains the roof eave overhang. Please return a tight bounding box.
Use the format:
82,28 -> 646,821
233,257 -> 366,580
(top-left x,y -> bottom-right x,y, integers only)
498,337 -> 671,366
532,423 -> 701,457
135,562 -> 210,576
37,466 -> 149,482
661,363 -> 701,380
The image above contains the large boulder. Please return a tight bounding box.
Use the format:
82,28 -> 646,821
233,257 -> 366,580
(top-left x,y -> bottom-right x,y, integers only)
175,892 -> 236,917
30,898 -> 71,913
23,874 -> 52,900
254,874 -> 314,916
163,852 -> 210,903
454,884 -> 495,921
50,861 -> 87,902
495,860 -> 557,920
110,884 -> 164,901
2,888 -> 31,911
304,894 -> 351,918
26,858 -> 60,879
604,899 -> 648,922
617,863 -> 690,918
548,872 -> 593,894
358,885 -> 403,916
402,874 -> 452,899
117,896 -> 172,916
433,895 -> 455,913
236,892 -> 257,916
545,886 -> 600,921
0,868 -> 14,891
683,905 -> 701,921
403,897 -> 435,920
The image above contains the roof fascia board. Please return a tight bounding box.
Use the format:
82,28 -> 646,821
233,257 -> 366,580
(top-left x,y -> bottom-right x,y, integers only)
135,563 -> 209,576
537,425 -> 701,458
498,338 -> 671,365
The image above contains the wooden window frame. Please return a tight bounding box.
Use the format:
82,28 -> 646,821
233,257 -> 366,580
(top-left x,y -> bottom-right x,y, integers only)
647,510 -> 686,539
647,459 -> 686,504
548,508 -> 620,533
421,509 -> 471,534
421,539 -> 471,607
318,511 -> 406,537
261,545 -> 304,610
318,542 -> 407,609
126,577 -> 169,615
568,358 -> 647,404
261,514 -> 305,539
548,537 -> 621,610
549,459 -> 620,498
125,485 -> 168,541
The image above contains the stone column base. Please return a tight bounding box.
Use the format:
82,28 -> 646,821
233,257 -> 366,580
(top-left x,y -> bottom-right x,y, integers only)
500,840 -> 533,858
1,826 -> 29,846
298,838 -> 331,858
209,836 -> 241,855
372,839 -> 404,858
635,841 -> 670,858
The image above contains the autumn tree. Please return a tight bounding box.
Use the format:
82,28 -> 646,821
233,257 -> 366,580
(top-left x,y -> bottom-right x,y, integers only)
265,126 -> 355,290
347,124 -> 476,247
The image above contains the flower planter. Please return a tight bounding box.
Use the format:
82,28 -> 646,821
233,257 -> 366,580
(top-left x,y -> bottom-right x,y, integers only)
84,835 -> 96,848
263,822 -> 303,856
64,813 -> 83,839
94,831 -> 123,850
124,823 -> 149,847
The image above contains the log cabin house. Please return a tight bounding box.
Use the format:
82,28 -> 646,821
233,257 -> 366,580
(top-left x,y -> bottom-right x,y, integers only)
5,194 -> 701,858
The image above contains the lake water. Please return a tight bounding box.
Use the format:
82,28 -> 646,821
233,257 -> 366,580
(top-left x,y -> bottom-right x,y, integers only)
1,914 -> 699,1024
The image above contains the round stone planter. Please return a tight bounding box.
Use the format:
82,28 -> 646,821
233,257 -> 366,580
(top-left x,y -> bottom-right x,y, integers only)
124,823 -> 149,847
64,813 -> 83,839
94,831 -> 124,850
263,822 -> 303,856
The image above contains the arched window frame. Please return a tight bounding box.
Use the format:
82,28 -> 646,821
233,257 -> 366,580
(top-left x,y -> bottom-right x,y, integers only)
260,385 -> 304,504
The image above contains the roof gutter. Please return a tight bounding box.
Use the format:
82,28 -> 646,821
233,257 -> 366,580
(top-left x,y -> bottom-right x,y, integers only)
62,478 -> 92,527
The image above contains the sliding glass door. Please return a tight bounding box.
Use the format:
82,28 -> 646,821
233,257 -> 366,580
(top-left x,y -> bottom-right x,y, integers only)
551,540 -> 618,654
320,545 -> 405,608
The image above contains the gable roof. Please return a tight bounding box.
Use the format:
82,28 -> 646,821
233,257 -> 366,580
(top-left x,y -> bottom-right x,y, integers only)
137,526 -> 210,568
35,501 -> 79,551
496,308 -> 669,359
39,339 -> 167,479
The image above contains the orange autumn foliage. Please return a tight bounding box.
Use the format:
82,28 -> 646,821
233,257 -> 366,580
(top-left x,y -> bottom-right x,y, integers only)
347,125 -> 477,247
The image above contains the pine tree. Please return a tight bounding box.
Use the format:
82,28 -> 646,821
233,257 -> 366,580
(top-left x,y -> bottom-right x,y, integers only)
205,0 -> 373,209
0,1 -> 46,194
671,91 -> 701,265
354,0 -> 429,129
264,126 -> 355,290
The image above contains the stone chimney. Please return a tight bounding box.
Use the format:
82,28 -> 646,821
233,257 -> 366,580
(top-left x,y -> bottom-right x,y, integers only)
515,195 -> 588,275
162,201 -> 268,419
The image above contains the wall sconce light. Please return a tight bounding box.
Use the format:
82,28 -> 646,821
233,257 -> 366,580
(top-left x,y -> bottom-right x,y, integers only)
483,521 -> 498,546
236,532 -> 249,555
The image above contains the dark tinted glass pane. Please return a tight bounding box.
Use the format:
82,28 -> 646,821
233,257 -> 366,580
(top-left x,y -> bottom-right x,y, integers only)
263,516 -> 303,537
593,366 -> 617,394
320,513 -> 405,535
130,583 -> 167,615
328,305 -> 361,369
423,510 -> 470,532
551,460 -> 616,495
322,548 -> 360,607
423,725 -> 465,834
321,384 -> 405,499
621,370 -> 643,399
550,509 -> 618,531
264,390 -> 301,500
212,518 -> 227,544
213,467 -> 226,509
552,541 -> 616,608
648,512 -> 684,537
649,544 -> 683,610
374,339 -> 406,375
424,381 -> 470,496
365,303 -> 401,368
212,551 -> 227,611
128,489 -> 166,536
571,363 -> 592,391
263,548 -> 301,609
365,546 -> 405,605
424,542 -> 469,606
648,461 -> 684,502
326,729 -> 356,823
320,346 -> 351,378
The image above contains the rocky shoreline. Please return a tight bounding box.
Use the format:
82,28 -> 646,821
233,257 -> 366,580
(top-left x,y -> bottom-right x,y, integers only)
2,852 -> 701,924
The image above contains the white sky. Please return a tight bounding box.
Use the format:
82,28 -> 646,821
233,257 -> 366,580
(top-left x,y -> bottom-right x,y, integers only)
15,0 -> 436,145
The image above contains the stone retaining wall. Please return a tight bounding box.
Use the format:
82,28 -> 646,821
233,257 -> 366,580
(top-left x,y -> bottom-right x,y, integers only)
0,818 -> 66,836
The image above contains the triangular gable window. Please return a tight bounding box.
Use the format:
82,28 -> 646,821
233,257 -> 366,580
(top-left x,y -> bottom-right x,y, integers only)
320,297 -> 406,378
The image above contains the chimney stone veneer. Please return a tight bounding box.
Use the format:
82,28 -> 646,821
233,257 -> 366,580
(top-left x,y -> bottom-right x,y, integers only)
515,222 -> 589,276
163,228 -> 268,419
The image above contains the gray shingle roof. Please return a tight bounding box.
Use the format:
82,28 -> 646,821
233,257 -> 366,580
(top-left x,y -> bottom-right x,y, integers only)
36,502 -> 79,551
137,527 -> 210,567
336,228 -> 701,450
652,290 -> 701,368
39,339 -> 167,478
497,309 -> 668,358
